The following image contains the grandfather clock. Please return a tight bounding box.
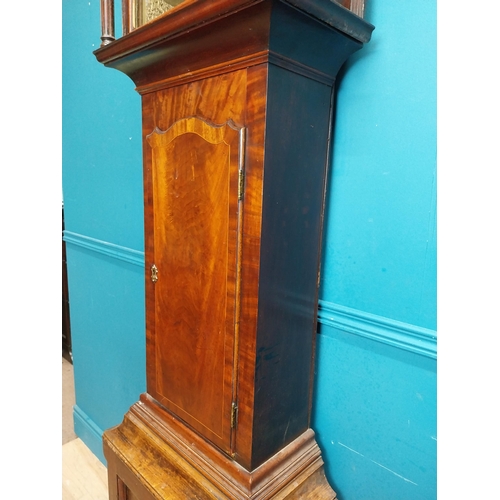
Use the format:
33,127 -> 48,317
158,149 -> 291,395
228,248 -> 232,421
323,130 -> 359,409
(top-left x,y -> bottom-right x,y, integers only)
94,0 -> 373,498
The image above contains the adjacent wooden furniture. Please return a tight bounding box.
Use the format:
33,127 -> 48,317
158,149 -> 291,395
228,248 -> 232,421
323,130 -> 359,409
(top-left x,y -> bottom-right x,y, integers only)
62,203 -> 72,362
94,1 -> 373,498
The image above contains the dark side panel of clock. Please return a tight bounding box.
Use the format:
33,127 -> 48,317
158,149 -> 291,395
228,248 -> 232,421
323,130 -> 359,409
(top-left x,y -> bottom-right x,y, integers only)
251,64 -> 334,468
145,116 -> 243,453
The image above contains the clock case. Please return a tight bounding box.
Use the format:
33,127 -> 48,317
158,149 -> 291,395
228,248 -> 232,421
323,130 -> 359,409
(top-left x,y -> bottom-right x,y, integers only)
94,1 -> 373,498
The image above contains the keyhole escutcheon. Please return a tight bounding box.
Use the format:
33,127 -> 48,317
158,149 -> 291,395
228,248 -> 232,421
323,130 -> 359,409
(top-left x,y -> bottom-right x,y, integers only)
150,264 -> 158,283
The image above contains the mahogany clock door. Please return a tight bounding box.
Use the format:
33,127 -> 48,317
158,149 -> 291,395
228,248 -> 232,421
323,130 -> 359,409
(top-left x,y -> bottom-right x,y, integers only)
145,116 -> 244,454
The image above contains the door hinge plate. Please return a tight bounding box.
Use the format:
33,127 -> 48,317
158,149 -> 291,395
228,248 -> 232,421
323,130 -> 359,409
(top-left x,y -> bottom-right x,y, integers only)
238,168 -> 245,201
238,128 -> 246,201
231,401 -> 238,429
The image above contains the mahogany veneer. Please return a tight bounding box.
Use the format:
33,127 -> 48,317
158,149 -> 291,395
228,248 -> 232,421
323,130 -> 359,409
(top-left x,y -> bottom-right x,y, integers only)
95,1 -> 373,498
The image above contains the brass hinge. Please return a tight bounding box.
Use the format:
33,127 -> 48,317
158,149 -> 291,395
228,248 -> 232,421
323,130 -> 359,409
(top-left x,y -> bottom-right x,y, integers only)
231,401 -> 238,429
238,168 -> 245,201
238,128 -> 246,201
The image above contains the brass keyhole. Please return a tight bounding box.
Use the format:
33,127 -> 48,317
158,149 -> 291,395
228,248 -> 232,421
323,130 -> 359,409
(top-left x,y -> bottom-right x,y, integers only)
150,264 -> 158,283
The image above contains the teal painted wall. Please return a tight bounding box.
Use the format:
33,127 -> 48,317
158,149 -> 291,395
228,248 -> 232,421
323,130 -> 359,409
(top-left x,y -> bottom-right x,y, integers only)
62,0 -> 146,462
320,0 -> 437,330
312,1 -> 437,497
62,1 -> 436,498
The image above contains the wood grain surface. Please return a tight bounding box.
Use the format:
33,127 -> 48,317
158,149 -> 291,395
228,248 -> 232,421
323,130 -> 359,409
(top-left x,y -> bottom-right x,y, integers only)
147,116 -> 243,452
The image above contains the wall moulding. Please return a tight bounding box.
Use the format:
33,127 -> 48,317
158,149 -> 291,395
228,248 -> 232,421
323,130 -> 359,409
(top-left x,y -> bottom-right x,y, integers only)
63,230 -> 145,267
62,233 -> 435,360
317,300 -> 437,359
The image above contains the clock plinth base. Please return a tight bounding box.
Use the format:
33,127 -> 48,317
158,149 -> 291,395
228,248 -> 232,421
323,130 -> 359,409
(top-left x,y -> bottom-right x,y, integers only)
103,398 -> 337,500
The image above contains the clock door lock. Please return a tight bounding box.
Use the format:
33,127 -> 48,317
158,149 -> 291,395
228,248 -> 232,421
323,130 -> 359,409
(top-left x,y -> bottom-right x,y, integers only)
150,264 -> 158,283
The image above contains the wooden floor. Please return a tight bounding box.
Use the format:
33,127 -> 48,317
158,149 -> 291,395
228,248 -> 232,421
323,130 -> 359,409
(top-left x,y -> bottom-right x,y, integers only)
63,438 -> 109,499
62,356 -> 109,499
